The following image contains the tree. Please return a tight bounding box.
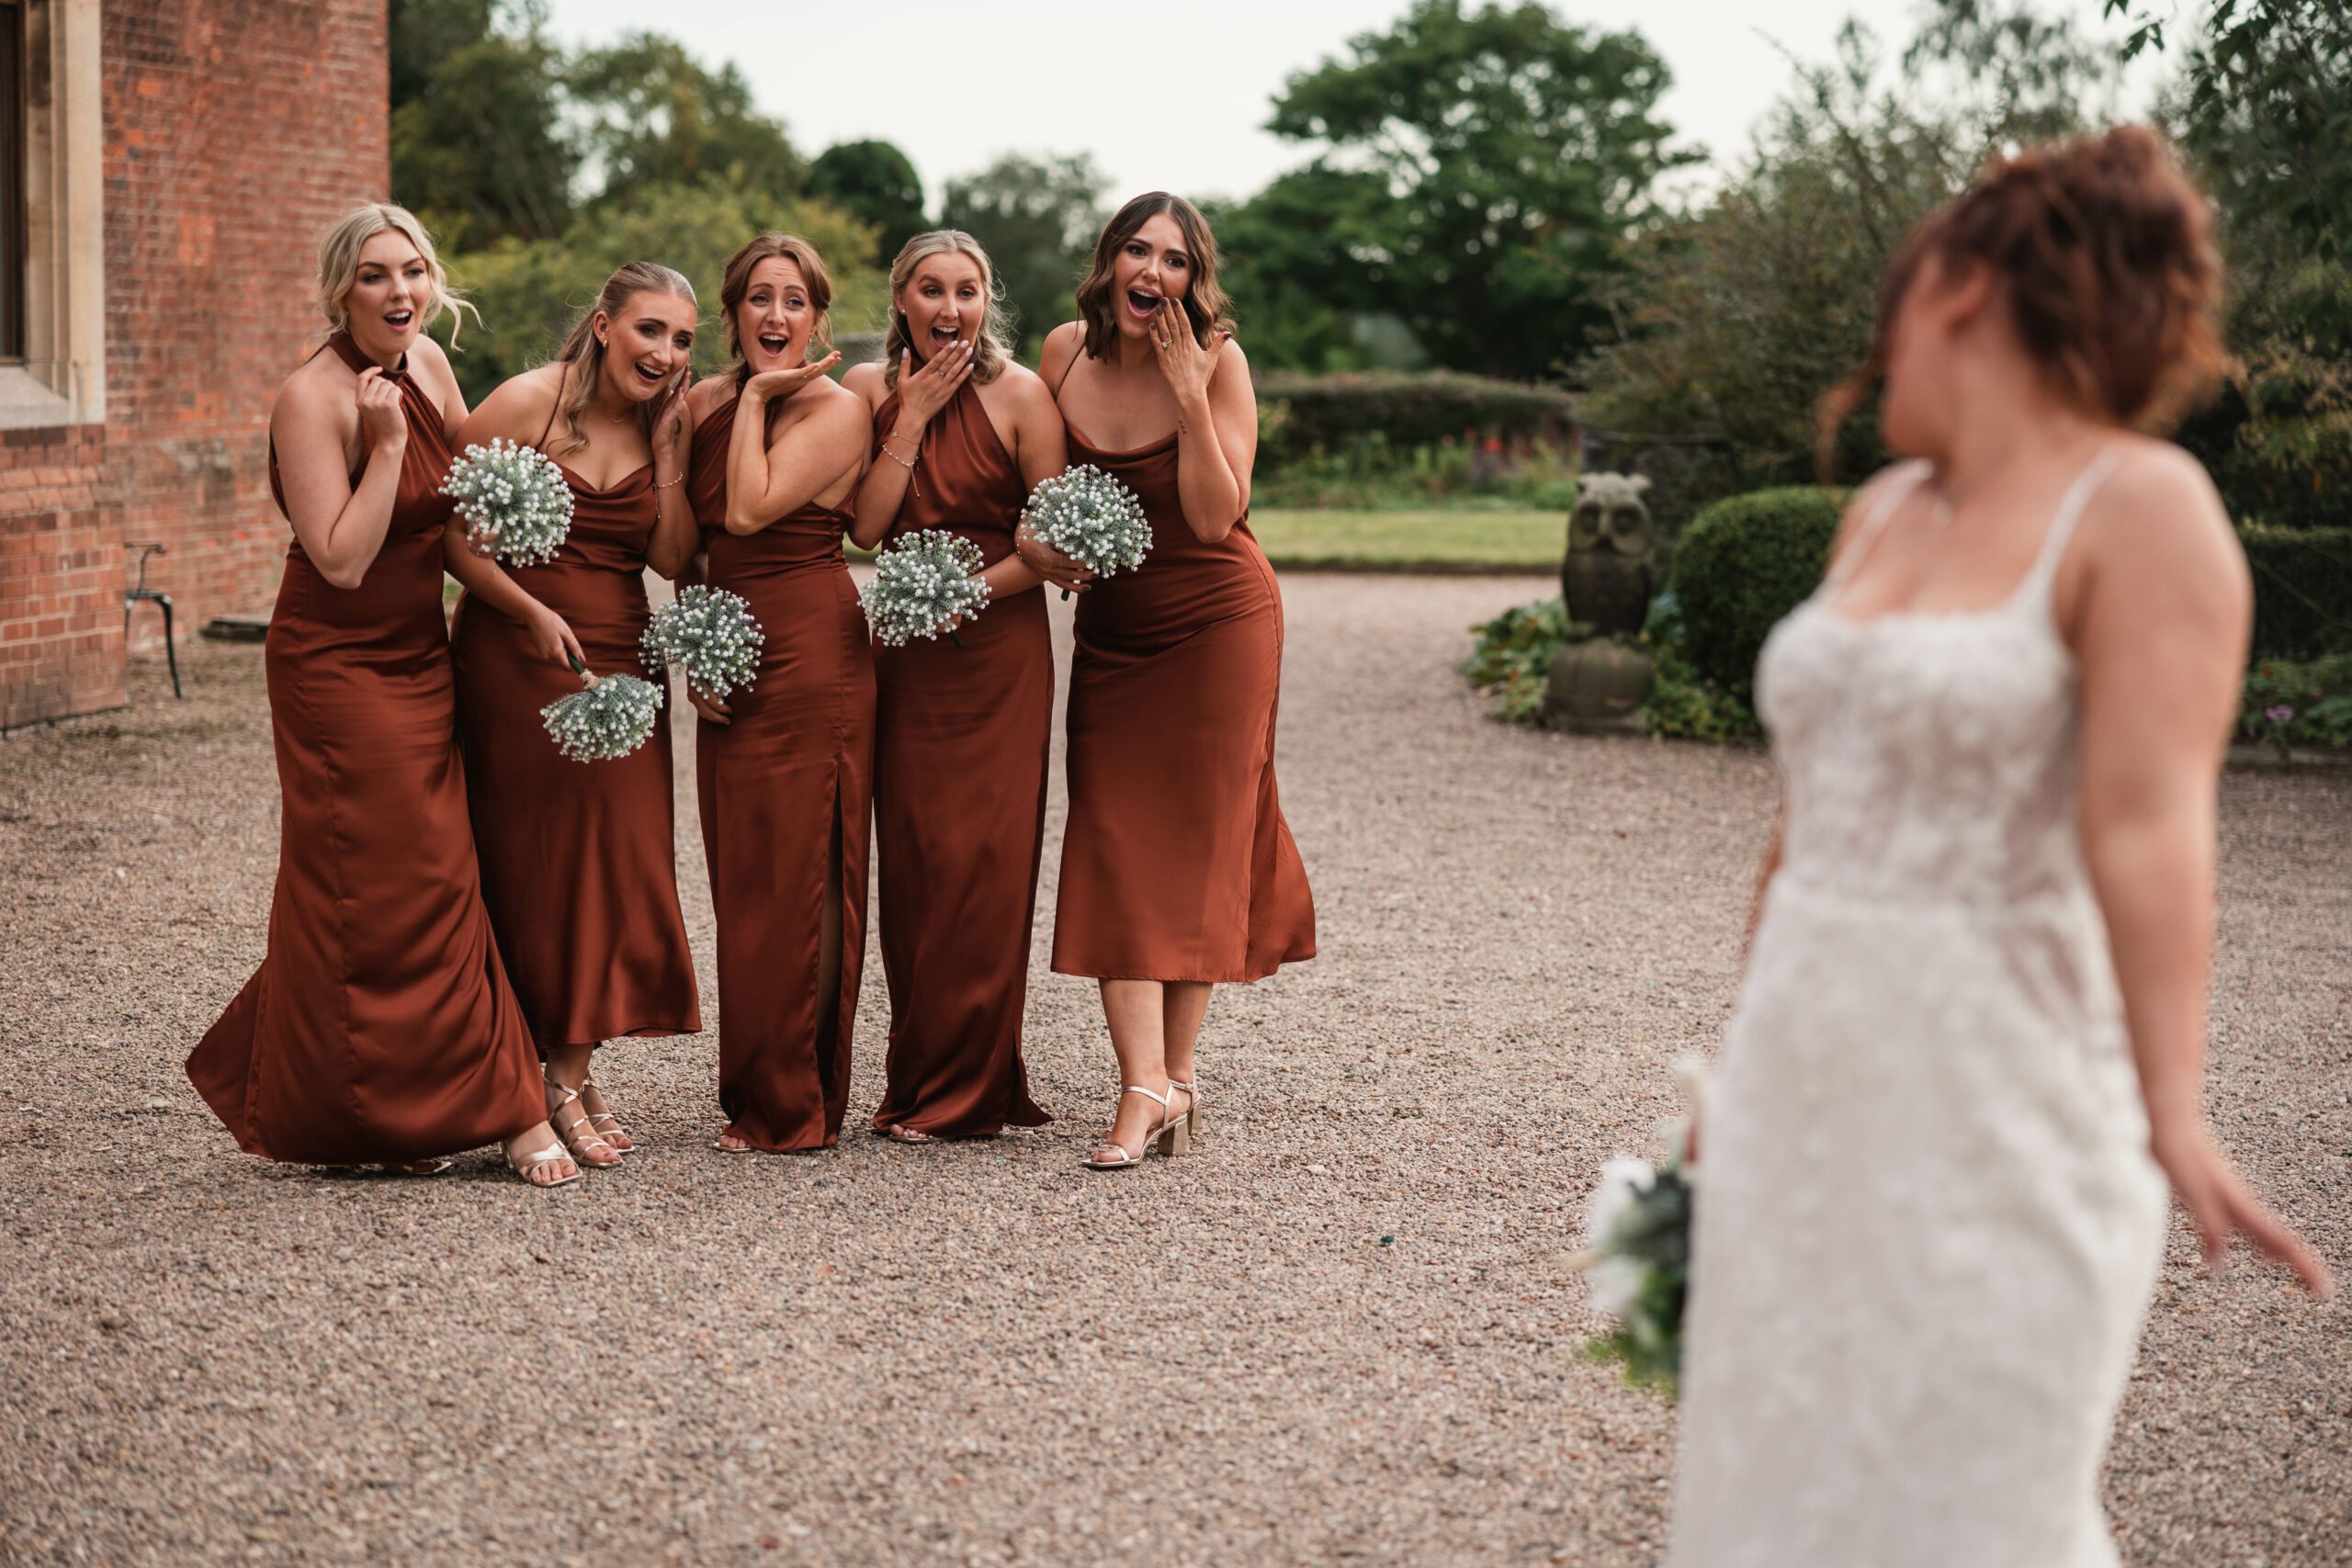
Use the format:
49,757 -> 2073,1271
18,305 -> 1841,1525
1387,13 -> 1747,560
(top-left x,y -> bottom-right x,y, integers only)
810,141 -> 928,263
569,33 -> 806,211
1576,15 -> 2112,486
1206,167 -> 1395,372
389,0 -> 574,245
938,153 -> 1108,355
435,181 -> 883,406
1263,0 -> 1692,380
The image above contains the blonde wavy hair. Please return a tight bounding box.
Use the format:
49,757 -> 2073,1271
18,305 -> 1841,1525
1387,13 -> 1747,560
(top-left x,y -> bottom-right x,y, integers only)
882,230 -> 1015,391
546,262 -> 698,457
314,203 -> 476,346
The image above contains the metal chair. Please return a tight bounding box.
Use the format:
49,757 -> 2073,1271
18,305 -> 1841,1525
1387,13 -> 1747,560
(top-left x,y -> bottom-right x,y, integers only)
124,542 -> 184,700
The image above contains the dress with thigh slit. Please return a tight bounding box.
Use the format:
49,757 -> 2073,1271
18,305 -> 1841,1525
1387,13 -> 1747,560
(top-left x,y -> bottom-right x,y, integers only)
187,331 -> 545,1163
447,423 -> 700,1057
866,379 -> 1053,1137
686,381 -> 875,1149
1046,382 -> 1316,982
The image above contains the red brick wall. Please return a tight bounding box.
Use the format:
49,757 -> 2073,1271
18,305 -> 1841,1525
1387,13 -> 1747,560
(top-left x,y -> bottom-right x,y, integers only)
0,0 -> 388,728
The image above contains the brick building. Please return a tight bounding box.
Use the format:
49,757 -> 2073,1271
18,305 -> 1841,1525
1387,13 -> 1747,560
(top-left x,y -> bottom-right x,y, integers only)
1,0 -> 388,728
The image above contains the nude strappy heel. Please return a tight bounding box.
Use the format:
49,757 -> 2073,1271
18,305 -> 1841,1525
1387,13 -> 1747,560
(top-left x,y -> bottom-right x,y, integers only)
1169,1078 -> 1202,1141
507,1140 -> 579,1188
577,1075 -> 634,1156
544,1076 -> 622,1169
1082,1084 -> 1192,1170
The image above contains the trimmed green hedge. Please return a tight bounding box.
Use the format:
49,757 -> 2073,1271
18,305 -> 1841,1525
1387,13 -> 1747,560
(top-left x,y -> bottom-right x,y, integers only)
2242,525 -> 2352,659
1669,487 -> 1846,699
1258,369 -> 1577,461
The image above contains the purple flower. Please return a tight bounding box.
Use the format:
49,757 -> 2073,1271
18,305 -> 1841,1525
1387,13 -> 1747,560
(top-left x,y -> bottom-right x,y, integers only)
2266,705 -> 2295,724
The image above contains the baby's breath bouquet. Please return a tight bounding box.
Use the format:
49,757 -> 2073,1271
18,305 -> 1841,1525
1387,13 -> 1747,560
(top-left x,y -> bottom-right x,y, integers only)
643,585 -> 764,700
1019,464 -> 1151,599
1571,1060 -> 1705,1399
540,652 -> 662,762
442,438 -> 574,567
860,530 -> 991,648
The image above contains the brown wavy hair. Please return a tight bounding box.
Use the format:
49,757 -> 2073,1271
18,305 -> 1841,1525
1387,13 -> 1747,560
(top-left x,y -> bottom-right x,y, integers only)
547,261 -> 695,457
1817,125 -> 2229,479
1074,192 -> 1234,361
718,233 -> 834,382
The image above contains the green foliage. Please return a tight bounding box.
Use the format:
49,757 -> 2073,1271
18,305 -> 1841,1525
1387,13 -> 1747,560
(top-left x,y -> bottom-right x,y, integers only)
436,180 -> 882,405
2241,653 -> 2352,750
1577,17 -> 2109,489
809,141 -> 927,261
1254,435 -> 1576,511
1641,592 -> 1760,742
1264,0 -> 1692,380
1461,598 -> 1579,725
1669,488 -> 1845,699
939,153 -> 1108,355
1204,168 -> 1394,373
1257,370 -> 1577,462
2239,525 -> 2352,658
568,33 -> 805,211
390,1 -> 575,245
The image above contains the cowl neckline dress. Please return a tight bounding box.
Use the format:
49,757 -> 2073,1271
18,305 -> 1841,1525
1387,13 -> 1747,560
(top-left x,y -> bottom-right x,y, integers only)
685,380 -> 875,1150
1047,389 -> 1316,983
447,421 -> 701,1054
1668,455 -> 2166,1568
866,377 -> 1052,1137
187,331 -> 544,1162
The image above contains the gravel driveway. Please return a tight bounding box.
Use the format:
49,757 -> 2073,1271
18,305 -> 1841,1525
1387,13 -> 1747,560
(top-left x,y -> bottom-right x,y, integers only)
2,573 -> 2345,1566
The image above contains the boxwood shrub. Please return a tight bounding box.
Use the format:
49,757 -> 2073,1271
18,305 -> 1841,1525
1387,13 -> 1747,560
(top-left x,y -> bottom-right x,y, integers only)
1668,487 -> 1846,699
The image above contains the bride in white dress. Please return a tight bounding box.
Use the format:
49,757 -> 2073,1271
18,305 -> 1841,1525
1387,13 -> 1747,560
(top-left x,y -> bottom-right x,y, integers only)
1666,127 -> 2333,1568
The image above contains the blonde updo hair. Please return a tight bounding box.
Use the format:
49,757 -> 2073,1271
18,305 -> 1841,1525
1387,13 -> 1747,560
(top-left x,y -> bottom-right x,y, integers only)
314,203 -> 476,345
882,230 -> 1016,391
546,261 -> 698,457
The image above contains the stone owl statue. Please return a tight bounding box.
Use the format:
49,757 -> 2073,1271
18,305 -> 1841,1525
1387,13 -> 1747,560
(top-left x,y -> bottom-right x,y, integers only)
1562,473 -> 1654,637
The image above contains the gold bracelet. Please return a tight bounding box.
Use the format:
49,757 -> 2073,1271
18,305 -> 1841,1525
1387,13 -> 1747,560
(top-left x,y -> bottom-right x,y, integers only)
651,470 -> 686,491
881,440 -> 919,472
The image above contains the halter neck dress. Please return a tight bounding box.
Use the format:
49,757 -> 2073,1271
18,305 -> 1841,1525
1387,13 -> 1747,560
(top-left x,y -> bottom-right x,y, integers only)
866,378 -> 1053,1137
1047,353 -> 1316,982
685,380 -> 875,1150
447,400 -> 701,1057
187,331 -> 544,1162
1668,454 -> 2169,1568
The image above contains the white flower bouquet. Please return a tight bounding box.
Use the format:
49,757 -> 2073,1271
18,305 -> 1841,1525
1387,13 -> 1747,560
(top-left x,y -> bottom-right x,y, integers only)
1570,1128 -> 1692,1397
1018,464 -> 1151,599
540,653 -> 663,762
643,584 -> 764,701
441,437 -> 574,567
859,530 -> 991,648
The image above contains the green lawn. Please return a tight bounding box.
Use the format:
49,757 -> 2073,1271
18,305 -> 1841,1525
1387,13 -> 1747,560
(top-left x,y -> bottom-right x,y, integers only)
1250,507 -> 1559,571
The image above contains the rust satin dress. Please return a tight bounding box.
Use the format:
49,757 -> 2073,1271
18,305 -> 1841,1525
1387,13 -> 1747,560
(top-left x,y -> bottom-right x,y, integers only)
687,382 -> 875,1150
867,381 -> 1052,1137
447,446 -> 701,1055
1052,415 -> 1317,982
187,332 -> 545,1162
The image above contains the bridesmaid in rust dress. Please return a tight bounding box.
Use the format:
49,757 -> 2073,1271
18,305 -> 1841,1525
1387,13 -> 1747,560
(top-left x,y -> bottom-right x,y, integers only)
187,205 -> 573,1187
1022,194 -> 1317,1170
842,231 -> 1068,1143
681,233 -> 872,1153
446,262 -> 705,1169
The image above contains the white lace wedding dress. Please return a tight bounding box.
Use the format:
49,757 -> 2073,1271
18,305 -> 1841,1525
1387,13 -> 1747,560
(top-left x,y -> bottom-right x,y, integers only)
1666,454 -> 2168,1568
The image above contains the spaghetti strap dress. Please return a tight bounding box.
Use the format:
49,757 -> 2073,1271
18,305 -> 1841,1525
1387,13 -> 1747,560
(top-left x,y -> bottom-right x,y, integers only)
447,403 -> 701,1056
866,379 -> 1052,1137
685,382 -> 875,1150
187,331 -> 545,1163
1048,357 -> 1316,982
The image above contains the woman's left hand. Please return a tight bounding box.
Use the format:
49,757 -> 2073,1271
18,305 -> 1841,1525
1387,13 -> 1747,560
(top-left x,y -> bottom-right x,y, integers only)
651,369 -> 692,461
1148,301 -> 1217,407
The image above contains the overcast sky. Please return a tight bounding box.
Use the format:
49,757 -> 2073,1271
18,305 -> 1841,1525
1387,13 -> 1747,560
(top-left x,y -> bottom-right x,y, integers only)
542,0 -> 2164,209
